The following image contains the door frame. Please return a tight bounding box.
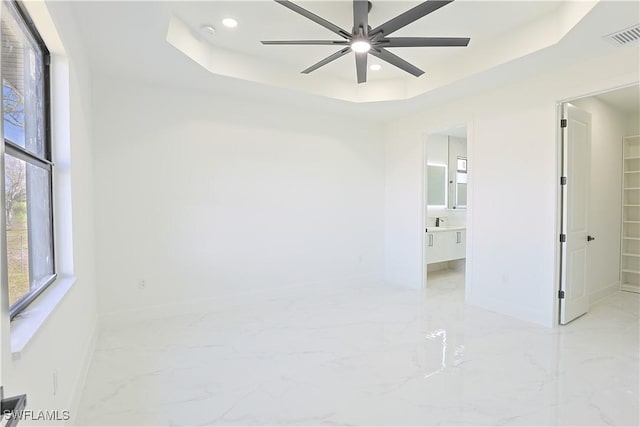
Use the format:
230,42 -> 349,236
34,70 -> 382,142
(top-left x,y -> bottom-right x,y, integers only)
554,82 -> 639,325
421,121 -> 475,298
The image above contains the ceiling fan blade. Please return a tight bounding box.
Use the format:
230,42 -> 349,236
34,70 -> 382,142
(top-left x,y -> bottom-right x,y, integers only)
262,40 -> 350,46
302,47 -> 351,74
381,37 -> 470,47
370,48 -> 424,77
355,52 -> 367,84
370,0 -> 453,38
274,0 -> 351,39
353,0 -> 369,35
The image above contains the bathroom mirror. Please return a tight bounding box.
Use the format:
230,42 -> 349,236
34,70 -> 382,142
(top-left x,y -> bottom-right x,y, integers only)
427,164 -> 447,207
426,126 -> 467,209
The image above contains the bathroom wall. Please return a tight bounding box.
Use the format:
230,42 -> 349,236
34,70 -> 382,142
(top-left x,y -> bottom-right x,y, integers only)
425,134 -> 467,228
426,134 -> 449,165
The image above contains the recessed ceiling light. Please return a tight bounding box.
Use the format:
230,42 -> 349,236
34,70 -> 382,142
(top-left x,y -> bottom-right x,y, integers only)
370,64 -> 382,71
222,18 -> 238,28
200,25 -> 216,36
351,40 -> 371,53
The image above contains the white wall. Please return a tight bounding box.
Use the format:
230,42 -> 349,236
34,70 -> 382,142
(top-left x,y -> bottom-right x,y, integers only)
627,112 -> 640,137
571,96 -> 628,303
383,47 -> 639,326
92,79 -> 385,319
1,1 -> 97,424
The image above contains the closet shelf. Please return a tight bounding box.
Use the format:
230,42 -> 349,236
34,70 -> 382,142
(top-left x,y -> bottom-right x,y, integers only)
621,137 -> 640,293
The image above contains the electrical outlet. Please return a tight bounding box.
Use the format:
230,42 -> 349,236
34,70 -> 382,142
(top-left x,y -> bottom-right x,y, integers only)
53,370 -> 58,396
138,279 -> 146,290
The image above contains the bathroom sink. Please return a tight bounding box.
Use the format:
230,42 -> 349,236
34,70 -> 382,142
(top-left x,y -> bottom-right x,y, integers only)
427,225 -> 465,232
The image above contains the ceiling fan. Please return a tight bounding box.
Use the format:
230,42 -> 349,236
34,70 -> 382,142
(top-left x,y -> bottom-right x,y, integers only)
261,0 -> 470,84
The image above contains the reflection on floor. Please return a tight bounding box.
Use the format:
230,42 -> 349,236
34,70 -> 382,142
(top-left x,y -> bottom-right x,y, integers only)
77,278 -> 639,426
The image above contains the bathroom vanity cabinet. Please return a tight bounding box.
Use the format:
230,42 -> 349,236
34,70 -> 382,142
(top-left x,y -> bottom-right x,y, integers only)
426,227 -> 466,264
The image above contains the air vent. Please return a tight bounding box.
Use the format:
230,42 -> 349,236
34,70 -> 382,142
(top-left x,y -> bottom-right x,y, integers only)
604,24 -> 640,47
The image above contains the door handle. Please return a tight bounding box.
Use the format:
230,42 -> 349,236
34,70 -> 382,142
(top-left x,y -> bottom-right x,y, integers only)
587,235 -> 596,242
428,234 -> 433,247
456,231 -> 461,243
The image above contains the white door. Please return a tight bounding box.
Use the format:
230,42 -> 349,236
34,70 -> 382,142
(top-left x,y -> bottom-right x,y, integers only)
560,103 -> 592,324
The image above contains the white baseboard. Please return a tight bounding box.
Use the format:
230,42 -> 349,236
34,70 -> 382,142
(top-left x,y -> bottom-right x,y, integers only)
589,282 -> 620,307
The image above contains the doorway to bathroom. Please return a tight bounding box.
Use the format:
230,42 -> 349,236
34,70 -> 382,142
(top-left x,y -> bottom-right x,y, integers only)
423,124 -> 469,295
557,84 -> 640,324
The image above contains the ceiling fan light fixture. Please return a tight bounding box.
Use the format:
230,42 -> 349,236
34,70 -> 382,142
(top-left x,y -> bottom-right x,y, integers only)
351,40 -> 371,53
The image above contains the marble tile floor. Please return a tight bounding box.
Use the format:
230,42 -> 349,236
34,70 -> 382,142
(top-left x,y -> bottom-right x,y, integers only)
76,272 -> 639,426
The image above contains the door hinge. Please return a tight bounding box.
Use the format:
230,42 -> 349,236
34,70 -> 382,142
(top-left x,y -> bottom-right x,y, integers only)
560,234 -> 566,243
558,290 -> 565,299
560,176 -> 567,185
560,119 -> 567,128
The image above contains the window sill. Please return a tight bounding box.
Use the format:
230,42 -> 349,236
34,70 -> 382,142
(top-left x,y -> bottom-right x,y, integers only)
10,275 -> 76,360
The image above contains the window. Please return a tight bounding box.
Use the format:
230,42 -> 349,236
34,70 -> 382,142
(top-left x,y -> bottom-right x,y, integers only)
456,156 -> 467,208
456,157 -> 467,173
1,0 -> 55,319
